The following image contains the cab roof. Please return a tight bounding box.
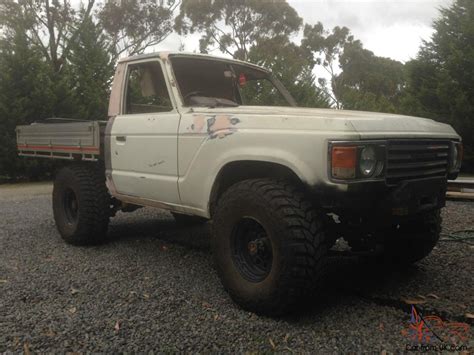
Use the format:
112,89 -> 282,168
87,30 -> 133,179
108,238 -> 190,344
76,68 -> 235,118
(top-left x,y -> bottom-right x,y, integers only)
117,51 -> 270,73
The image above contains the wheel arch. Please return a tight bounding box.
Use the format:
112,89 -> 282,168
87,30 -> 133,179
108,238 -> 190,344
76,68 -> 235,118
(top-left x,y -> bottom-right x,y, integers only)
208,160 -> 306,216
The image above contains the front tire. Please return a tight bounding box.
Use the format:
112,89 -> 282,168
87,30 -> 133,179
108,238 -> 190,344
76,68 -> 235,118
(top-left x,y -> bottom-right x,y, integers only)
212,179 -> 328,315
53,164 -> 111,245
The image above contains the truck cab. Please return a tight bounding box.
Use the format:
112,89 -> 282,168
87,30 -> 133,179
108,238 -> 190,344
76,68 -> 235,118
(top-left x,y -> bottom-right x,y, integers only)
16,52 -> 463,315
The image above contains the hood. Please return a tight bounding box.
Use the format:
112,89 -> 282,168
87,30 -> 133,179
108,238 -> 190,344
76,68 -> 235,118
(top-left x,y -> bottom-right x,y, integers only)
190,106 -> 460,140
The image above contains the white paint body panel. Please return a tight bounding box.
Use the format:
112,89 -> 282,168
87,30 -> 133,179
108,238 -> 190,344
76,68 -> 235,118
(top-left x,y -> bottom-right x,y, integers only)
106,53 -> 461,218
110,112 -> 180,204
109,57 -> 181,205
176,106 -> 458,216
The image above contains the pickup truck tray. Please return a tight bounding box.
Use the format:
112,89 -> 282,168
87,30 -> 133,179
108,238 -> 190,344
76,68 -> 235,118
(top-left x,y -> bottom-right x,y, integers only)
16,120 -> 106,161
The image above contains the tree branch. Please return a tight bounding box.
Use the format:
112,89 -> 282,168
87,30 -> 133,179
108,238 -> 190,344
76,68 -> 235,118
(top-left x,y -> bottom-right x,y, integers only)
60,0 -> 95,67
26,29 -> 51,61
208,27 -> 234,57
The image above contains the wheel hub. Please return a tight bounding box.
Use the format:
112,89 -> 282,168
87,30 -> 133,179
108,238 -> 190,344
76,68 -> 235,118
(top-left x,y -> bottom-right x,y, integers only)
247,241 -> 258,254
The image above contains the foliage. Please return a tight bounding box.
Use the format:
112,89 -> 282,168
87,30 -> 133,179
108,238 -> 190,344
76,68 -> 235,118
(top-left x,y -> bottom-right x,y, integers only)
0,0 -> 177,73
0,0 -> 94,73
400,0 -> 474,171
335,42 -> 405,113
0,30 -> 57,179
247,37 -> 330,108
175,0 -> 302,60
301,23 -> 358,108
99,0 -> 179,58
68,14 -> 115,120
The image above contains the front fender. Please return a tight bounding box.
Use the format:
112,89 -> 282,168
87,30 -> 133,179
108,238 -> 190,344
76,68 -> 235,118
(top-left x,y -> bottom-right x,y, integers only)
177,130 -> 358,216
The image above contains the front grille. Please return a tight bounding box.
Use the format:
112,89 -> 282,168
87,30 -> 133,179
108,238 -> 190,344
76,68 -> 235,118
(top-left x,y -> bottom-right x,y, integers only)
386,140 -> 450,184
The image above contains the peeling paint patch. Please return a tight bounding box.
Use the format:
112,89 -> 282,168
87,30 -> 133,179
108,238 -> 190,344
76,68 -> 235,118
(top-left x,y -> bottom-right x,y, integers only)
207,115 -> 240,139
189,115 -> 206,133
188,114 -> 240,139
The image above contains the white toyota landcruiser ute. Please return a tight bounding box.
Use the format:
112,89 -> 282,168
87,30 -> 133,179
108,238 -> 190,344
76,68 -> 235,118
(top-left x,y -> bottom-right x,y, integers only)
16,52 -> 463,315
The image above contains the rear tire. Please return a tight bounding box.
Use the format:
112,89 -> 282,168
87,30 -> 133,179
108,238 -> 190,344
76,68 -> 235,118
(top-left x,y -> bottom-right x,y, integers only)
53,164 -> 111,245
212,179 -> 327,315
380,209 -> 441,265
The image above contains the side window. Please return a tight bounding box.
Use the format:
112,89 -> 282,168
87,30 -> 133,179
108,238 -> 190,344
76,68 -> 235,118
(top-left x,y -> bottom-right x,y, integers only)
125,62 -> 173,114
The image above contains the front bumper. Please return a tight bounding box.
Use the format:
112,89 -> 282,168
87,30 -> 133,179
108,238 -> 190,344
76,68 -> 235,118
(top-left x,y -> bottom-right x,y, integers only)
312,176 -> 447,216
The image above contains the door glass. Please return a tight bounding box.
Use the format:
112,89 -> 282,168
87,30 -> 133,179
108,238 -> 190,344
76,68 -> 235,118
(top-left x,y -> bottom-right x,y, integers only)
125,62 -> 173,114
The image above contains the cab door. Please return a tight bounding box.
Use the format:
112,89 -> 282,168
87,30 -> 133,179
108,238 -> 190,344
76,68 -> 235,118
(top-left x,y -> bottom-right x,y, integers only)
110,59 -> 180,204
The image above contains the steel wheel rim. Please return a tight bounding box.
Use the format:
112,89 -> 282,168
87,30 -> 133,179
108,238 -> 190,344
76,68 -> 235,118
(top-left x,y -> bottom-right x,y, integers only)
231,217 -> 273,282
63,188 -> 79,224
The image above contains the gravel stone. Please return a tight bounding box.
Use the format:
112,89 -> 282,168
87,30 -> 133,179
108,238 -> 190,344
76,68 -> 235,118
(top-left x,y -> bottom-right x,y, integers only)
0,183 -> 473,352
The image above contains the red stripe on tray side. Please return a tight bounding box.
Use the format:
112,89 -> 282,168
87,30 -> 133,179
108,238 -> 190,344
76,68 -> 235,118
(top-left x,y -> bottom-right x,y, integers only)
17,144 -> 99,153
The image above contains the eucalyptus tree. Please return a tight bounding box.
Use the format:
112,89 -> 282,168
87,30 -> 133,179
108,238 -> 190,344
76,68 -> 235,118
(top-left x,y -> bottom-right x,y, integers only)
0,0 -> 178,73
175,0 -> 302,60
301,22 -> 358,108
247,36 -> 330,108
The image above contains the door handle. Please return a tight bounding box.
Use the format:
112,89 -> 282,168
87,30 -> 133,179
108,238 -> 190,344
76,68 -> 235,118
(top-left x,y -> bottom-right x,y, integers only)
116,136 -> 127,142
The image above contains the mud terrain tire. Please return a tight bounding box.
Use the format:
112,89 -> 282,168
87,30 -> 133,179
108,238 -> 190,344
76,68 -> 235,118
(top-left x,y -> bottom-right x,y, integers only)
212,179 -> 327,315
53,165 -> 111,245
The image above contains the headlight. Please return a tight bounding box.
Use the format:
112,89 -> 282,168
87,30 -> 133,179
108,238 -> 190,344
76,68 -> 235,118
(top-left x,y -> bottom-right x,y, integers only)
450,142 -> 463,172
359,146 -> 376,177
330,142 -> 386,181
452,145 -> 458,167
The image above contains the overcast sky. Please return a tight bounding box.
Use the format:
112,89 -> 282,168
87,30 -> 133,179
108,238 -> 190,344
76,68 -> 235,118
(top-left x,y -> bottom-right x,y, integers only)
156,0 -> 453,63
288,0 -> 452,61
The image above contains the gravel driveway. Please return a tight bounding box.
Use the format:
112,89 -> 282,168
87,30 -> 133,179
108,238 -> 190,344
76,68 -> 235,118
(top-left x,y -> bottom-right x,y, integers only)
0,182 -> 473,352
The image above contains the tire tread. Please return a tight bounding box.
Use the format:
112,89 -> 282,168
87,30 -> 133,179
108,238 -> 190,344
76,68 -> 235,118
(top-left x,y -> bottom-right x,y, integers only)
53,164 -> 110,245
212,178 -> 327,315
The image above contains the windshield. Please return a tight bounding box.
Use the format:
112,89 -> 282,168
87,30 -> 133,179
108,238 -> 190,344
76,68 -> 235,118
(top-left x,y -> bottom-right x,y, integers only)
170,56 -> 295,107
